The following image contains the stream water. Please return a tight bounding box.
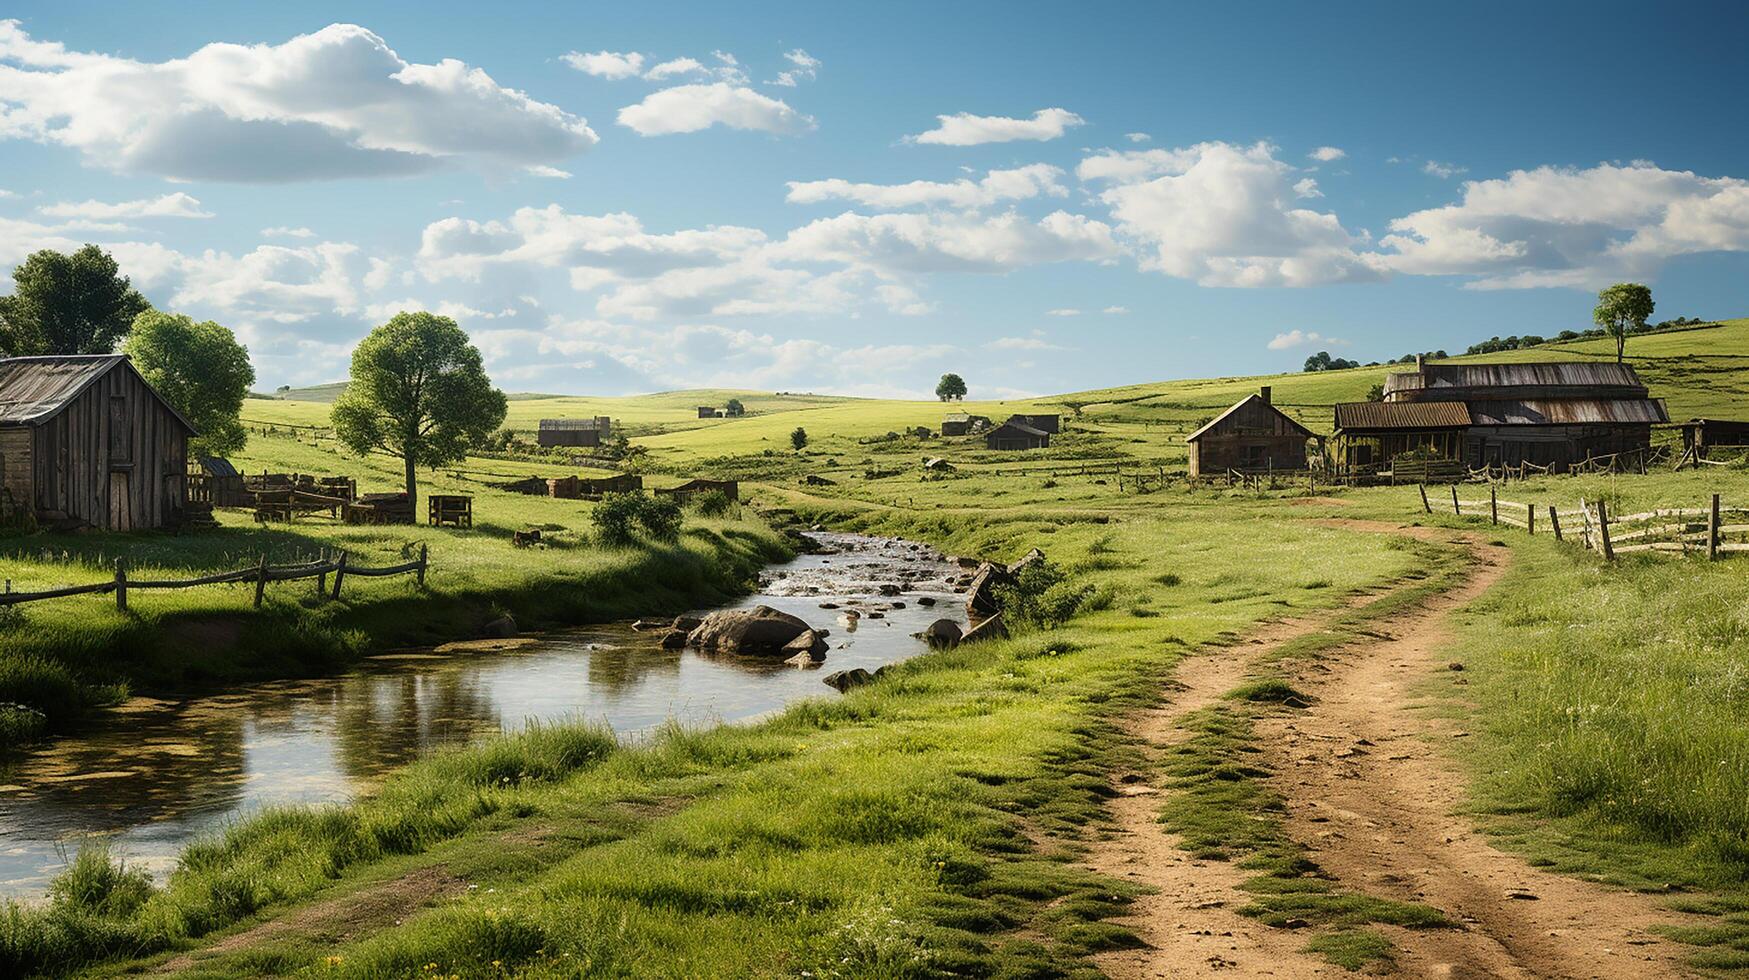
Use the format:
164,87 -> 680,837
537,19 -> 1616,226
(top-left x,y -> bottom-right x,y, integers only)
0,533 -> 967,899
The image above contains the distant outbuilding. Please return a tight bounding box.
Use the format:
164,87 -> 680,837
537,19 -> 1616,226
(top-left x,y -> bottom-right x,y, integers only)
1185,386 -> 1315,478
985,420 -> 1051,451
537,416 -> 612,448
942,412 -> 991,436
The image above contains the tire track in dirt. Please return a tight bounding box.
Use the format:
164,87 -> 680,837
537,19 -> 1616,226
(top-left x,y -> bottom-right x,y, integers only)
1090,520 -> 1694,979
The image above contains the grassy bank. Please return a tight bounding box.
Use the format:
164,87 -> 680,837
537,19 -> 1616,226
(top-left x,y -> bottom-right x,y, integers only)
5,502 -> 1426,977
0,445 -> 791,749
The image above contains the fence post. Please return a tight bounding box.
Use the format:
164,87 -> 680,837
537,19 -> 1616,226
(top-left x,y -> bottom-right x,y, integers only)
1490,484 -> 1498,525
254,554 -> 269,608
1597,498 -> 1615,561
417,543 -> 429,587
1709,493 -> 1721,561
1548,505 -> 1562,542
1419,483 -> 1430,513
1527,501 -> 1535,536
331,551 -> 348,600
315,547 -> 328,600
1451,485 -> 1460,515
114,558 -> 127,612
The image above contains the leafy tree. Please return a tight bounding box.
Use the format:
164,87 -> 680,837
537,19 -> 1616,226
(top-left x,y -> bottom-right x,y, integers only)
0,245 -> 151,355
592,491 -> 682,546
1302,351 -> 1359,372
935,373 -> 967,401
724,398 -> 744,416
122,311 -> 255,456
1594,283 -> 1654,362
790,426 -> 809,451
331,312 -> 507,503
1365,383 -> 1386,403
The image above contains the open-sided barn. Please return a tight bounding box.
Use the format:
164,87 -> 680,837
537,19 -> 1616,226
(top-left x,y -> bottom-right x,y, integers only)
1185,387 -> 1315,477
0,354 -> 196,530
985,420 -> 1050,451
1332,359 -> 1668,474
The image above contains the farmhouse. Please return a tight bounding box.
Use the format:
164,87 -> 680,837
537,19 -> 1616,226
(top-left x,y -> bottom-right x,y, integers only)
0,354 -> 196,530
985,420 -> 1051,451
1332,359 -> 1668,473
941,412 -> 991,436
1185,386 -> 1316,478
537,416 -> 612,448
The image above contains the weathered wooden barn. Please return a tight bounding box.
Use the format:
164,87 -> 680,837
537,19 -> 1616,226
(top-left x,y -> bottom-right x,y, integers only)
656,478 -> 738,503
697,406 -> 723,419
1678,418 -> 1749,459
1185,387 -> 1316,478
0,354 -> 197,530
537,417 -> 612,448
942,412 -> 991,436
985,420 -> 1050,451
1332,360 -> 1668,473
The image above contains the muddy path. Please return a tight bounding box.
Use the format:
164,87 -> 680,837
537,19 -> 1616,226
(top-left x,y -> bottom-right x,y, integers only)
1090,520 -> 1692,979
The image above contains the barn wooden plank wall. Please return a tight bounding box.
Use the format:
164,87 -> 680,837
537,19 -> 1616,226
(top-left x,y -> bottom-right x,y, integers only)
28,363 -> 188,530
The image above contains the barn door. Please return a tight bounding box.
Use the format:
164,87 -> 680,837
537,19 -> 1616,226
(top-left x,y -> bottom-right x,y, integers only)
109,471 -> 131,531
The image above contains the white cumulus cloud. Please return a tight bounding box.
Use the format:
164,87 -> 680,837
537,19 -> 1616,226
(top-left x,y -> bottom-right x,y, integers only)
617,82 -> 813,136
1267,328 -> 1343,350
1308,146 -> 1346,162
0,21 -> 598,182
561,50 -> 645,79
906,108 -> 1084,146
767,48 -> 820,87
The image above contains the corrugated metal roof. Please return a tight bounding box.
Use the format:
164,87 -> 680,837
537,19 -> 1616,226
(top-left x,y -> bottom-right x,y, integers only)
0,354 -> 197,431
1186,393 -> 1317,442
1385,361 -> 1646,396
1467,398 -> 1669,426
1333,401 -> 1472,430
0,355 -> 127,424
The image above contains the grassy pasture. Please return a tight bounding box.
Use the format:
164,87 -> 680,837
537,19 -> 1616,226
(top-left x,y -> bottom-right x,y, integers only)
5,318 -> 1749,973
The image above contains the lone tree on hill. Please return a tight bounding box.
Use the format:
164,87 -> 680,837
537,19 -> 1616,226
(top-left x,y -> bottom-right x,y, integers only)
790,426 -> 809,451
725,397 -> 744,416
935,373 -> 967,401
123,311 -> 255,456
0,245 -> 151,356
332,311 -> 507,504
1594,283 -> 1654,363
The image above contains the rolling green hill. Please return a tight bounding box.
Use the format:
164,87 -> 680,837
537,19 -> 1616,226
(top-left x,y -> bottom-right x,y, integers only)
239,318 -> 1749,472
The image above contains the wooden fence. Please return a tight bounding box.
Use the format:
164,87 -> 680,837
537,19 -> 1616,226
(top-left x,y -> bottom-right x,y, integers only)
0,545 -> 428,611
1417,483 -> 1746,560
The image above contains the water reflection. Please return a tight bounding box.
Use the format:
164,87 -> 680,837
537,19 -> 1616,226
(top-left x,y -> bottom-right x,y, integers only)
0,533 -> 967,898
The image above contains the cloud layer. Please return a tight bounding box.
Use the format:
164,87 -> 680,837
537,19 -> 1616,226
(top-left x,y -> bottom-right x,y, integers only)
0,21 -> 597,182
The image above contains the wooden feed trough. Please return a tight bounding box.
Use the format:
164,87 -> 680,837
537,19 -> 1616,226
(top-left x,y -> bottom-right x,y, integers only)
428,494 -> 473,528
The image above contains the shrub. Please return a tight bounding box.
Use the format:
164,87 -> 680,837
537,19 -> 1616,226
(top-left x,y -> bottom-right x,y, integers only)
591,492 -> 684,546
689,490 -> 736,517
992,560 -> 1096,632
49,844 -> 153,919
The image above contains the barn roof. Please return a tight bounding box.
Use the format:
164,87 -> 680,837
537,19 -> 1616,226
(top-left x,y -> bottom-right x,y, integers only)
0,355 -> 196,432
1385,361 -> 1647,397
1467,398 -> 1669,426
199,456 -> 240,478
1185,394 -> 1317,442
988,421 -> 1049,438
1333,401 -> 1472,430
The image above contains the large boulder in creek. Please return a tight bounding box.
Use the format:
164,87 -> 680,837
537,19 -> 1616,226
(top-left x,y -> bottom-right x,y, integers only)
686,605 -> 814,656
965,562 -> 1012,617
922,619 -> 963,649
961,612 -> 1008,644
822,668 -> 874,692
783,629 -> 829,660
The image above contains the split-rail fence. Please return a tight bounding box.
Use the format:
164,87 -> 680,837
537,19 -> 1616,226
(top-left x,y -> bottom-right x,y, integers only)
1417,483 -> 1746,561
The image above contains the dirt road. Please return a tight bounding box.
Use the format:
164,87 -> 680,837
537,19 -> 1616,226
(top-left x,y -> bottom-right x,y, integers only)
1090,521 -> 1691,979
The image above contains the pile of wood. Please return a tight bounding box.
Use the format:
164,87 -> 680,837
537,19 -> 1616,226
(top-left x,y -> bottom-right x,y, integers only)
344,492 -> 415,525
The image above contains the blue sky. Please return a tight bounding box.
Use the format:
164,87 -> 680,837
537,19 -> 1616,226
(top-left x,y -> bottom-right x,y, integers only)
2,1 -> 1745,397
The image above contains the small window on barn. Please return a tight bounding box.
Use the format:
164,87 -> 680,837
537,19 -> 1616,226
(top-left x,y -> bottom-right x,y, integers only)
109,396 -> 132,463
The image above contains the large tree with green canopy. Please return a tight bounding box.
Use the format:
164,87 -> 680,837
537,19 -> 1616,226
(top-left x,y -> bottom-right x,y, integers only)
123,311 -> 256,457
1593,283 -> 1654,363
0,245 -> 152,356
331,311 -> 507,503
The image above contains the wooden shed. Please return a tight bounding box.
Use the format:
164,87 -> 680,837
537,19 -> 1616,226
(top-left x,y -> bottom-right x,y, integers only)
1678,418 -> 1749,460
985,420 -> 1051,451
1007,413 -> 1061,434
536,417 -> 611,448
0,354 -> 196,530
942,413 -> 990,437
1185,387 -> 1315,478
